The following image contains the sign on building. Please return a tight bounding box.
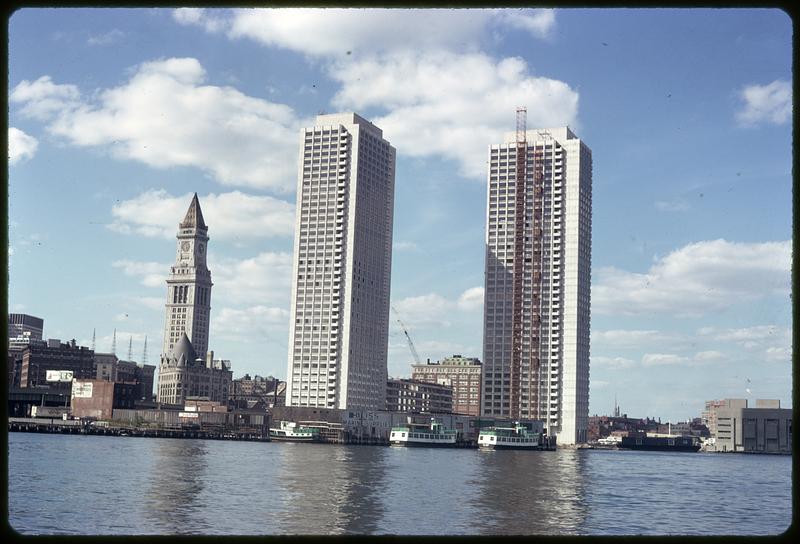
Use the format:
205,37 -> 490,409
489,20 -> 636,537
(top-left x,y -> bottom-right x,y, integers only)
46,370 -> 74,382
72,381 -> 93,398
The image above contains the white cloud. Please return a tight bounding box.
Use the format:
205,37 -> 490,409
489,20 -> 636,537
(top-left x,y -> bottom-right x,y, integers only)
642,353 -> 688,367
8,127 -> 39,165
330,51 -> 578,179
212,306 -> 289,342
87,29 -> 125,46
9,75 -> 81,120
593,239 -> 791,317
693,350 -> 725,362
393,293 -> 452,328
494,9 -> 555,39
765,346 -> 791,362
592,329 -> 676,348
736,80 -> 792,126
173,8 -> 227,33
10,58 -> 301,191
109,189 -> 295,240
591,356 -> 635,369
393,286 -> 483,328
655,198 -> 690,212
175,8 -> 555,58
457,286 -> 484,311
393,241 -> 418,252
112,259 -> 168,288
211,251 -> 293,306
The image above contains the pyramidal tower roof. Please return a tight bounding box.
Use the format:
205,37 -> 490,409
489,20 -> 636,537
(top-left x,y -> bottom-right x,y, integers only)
180,193 -> 207,230
172,332 -> 198,366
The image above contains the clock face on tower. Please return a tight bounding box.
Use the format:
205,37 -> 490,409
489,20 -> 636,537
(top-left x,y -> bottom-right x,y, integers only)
181,241 -> 190,251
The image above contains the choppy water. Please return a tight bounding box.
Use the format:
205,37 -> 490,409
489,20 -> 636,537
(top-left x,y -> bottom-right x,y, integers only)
7,433 -> 792,535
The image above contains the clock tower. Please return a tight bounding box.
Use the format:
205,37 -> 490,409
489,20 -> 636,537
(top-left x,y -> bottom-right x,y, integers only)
161,193 -> 213,359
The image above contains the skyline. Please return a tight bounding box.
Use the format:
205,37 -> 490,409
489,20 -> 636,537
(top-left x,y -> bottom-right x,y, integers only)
7,8 -> 792,422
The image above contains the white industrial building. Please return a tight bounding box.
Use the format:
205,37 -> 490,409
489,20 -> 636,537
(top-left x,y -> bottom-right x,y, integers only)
286,113 -> 396,411
482,121 -> 592,445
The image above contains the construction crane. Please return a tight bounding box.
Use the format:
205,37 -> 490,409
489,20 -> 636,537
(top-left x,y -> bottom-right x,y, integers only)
391,306 -> 422,365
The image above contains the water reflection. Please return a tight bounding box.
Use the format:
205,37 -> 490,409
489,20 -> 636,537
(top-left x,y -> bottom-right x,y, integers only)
272,444 -> 387,534
144,439 -> 210,534
470,449 -> 588,535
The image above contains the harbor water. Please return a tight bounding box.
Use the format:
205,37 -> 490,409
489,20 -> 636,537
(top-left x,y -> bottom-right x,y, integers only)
7,432 -> 792,535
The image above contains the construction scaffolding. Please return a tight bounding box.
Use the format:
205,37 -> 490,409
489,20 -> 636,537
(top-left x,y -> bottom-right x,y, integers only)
509,108 -> 544,420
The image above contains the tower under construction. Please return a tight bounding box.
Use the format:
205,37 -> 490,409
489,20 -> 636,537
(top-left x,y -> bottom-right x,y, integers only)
481,111 -> 592,445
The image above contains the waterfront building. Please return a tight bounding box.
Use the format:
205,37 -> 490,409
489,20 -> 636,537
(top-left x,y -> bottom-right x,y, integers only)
704,398 -> 791,453
70,379 -> 138,420
19,339 -> 95,393
411,355 -> 482,416
157,333 -> 232,405
93,352 -> 155,401
385,378 -> 453,414
162,193 -> 212,359
482,121 -> 592,445
285,113 -> 396,411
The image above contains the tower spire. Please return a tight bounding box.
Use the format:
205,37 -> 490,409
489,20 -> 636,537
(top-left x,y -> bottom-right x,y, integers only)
91,328 -> 96,351
128,336 -> 133,361
180,192 -> 207,229
111,328 -> 117,355
142,335 -> 148,365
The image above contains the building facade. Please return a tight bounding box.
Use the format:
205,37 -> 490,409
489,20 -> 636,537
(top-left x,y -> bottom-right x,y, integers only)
386,378 -> 453,414
19,339 -> 96,392
8,313 -> 44,341
93,352 -> 155,400
162,193 -> 212,359
705,398 -> 791,453
411,355 -> 482,416
157,333 -> 232,405
286,113 -> 396,411
482,123 -> 592,445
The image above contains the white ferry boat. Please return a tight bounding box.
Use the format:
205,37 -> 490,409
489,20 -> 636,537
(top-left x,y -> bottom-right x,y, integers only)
478,422 -> 541,450
390,418 -> 458,447
269,421 -> 320,442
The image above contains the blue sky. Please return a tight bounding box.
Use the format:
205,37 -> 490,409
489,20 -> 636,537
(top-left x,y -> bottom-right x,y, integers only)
7,8 -> 792,422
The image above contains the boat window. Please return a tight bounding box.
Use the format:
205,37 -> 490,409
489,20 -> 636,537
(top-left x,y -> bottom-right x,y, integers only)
401,433 -> 406,437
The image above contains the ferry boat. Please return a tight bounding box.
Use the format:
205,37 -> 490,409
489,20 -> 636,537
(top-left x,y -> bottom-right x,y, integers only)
389,418 -> 458,447
269,421 -> 320,442
618,433 -> 700,452
478,422 -> 541,450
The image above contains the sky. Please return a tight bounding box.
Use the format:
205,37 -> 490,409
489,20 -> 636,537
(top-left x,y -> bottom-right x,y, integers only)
7,8 -> 793,423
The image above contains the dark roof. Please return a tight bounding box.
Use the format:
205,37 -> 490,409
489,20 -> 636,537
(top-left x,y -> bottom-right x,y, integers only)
180,193 -> 207,230
172,333 -> 198,366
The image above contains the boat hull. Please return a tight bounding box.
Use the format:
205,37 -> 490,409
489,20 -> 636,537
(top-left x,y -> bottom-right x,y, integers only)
270,435 -> 318,442
618,444 -> 700,452
479,443 -> 541,450
390,440 -> 458,448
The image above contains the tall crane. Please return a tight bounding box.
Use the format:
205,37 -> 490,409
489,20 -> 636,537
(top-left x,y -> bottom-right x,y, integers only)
391,306 -> 422,365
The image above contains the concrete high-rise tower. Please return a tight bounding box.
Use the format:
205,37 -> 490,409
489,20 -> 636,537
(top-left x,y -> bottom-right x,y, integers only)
161,193 -> 212,359
286,113 -> 396,410
482,122 -> 592,445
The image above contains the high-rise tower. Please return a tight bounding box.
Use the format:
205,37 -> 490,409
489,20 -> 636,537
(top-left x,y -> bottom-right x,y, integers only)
286,113 -> 396,410
482,120 -> 592,445
161,193 -> 213,359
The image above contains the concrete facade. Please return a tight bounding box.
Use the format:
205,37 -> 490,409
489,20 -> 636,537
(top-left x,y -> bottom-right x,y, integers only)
286,113 -> 396,411
411,355 -> 482,416
482,127 -> 592,445
707,399 -> 791,453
